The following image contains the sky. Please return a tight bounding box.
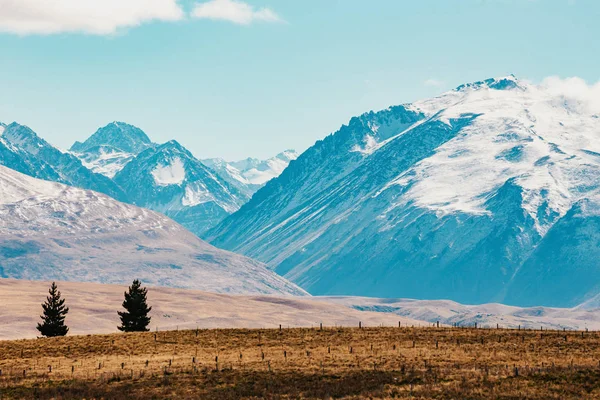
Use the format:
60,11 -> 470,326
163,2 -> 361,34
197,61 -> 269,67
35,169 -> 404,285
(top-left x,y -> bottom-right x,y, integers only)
0,0 -> 599,160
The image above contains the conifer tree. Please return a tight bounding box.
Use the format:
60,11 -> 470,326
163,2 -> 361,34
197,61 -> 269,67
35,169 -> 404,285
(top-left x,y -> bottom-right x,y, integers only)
37,282 -> 69,337
118,279 -> 152,332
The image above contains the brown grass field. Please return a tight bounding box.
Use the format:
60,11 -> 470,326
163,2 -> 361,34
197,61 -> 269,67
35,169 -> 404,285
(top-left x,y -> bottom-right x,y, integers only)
1,326 -> 600,399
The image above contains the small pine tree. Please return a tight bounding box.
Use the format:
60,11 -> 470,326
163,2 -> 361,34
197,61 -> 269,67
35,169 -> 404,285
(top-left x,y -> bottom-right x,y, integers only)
118,279 -> 152,332
37,282 -> 69,337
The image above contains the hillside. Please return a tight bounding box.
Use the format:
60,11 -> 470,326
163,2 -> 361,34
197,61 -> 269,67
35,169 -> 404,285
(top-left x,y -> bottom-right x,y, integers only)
0,166 -> 305,296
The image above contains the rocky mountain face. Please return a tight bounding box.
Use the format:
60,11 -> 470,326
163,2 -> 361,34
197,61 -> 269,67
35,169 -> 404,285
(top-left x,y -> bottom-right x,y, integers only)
71,121 -> 153,155
0,122 -> 127,201
207,76 -> 600,308
0,165 -> 306,296
70,121 -> 153,178
113,140 -> 248,237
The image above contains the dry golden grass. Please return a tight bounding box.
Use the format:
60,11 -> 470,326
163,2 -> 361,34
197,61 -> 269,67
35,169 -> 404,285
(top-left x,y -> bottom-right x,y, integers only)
1,326 -> 600,399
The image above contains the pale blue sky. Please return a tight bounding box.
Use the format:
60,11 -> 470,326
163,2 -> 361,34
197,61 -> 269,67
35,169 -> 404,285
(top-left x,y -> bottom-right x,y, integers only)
0,0 -> 598,160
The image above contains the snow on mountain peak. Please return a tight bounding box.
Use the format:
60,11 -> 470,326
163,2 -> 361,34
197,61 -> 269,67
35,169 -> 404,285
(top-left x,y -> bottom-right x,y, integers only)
203,150 -> 299,190
70,121 -> 152,154
275,149 -> 299,162
69,121 -> 154,178
454,75 -> 522,93
380,76 -> 600,234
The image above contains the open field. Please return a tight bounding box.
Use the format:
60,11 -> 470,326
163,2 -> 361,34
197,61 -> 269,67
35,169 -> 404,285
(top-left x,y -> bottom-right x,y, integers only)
1,326 -> 600,399
4,278 -> 600,341
0,278 -> 422,340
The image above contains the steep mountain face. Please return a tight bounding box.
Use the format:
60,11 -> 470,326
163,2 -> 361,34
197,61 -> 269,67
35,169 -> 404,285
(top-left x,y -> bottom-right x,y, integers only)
114,141 -> 248,237
203,150 -> 299,197
0,165 -> 306,296
0,123 -> 127,202
208,76 -> 600,307
0,136 -> 62,183
71,121 -> 153,154
70,121 -> 154,178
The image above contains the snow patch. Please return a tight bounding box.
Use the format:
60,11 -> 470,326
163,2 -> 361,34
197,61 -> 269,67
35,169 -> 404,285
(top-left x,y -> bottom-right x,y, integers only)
151,157 -> 186,186
351,134 -> 378,155
182,182 -> 214,207
76,148 -> 134,178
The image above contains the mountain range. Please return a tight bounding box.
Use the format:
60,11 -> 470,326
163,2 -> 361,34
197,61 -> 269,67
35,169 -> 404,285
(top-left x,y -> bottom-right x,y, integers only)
0,120 -> 296,237
0,164 -> 305,296
207,76 -> 600,308
3,75 -> 600,308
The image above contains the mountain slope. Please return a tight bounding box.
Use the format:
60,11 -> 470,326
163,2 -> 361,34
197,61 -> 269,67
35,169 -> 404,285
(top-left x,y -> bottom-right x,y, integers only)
0,122 -> 127,201
114,140 -> 249,237
0,165 -> 306,296
208,76 -> 600,307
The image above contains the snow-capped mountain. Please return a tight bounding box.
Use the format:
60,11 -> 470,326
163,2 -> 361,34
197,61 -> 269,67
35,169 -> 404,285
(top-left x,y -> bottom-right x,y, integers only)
0,122 -> 127,202
71,121 -> 153,154
208,76 -> 600,308
114,140 -> 249,237
70,121 -> 154,178
203,150 -> 299,197
1,120 -> 292,238
0,165 -> 306,296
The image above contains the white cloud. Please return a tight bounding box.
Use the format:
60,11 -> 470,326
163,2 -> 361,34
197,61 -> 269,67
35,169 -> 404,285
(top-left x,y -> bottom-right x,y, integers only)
424,79 -> 444,88
0,0 -> 184,35
541,76 -> 600,114
191,0 -> 283,25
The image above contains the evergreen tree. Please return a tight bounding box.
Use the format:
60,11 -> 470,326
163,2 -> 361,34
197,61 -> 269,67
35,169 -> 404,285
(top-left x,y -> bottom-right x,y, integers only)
118,279 -> 152,332
37,282 -> 69,337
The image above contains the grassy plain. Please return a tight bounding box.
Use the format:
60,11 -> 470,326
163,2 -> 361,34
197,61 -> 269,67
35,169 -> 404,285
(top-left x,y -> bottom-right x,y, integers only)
1,326 -> 600,399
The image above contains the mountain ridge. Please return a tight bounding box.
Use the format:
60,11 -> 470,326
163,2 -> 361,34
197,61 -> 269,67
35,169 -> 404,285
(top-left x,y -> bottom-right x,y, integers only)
207,75 -> 600,307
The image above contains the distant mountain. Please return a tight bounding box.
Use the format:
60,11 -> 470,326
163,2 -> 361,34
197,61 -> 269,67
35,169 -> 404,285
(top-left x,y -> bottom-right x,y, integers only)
1,120 -> 297,237
71,121 -> 153,154
65,122 -> 294,235
203,150 -> 298,197
70,121 -> 154,178
0,165 -> 306,296
113,140 -> 249,237
207,76 -> 600,308
0,122 -> 127,201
